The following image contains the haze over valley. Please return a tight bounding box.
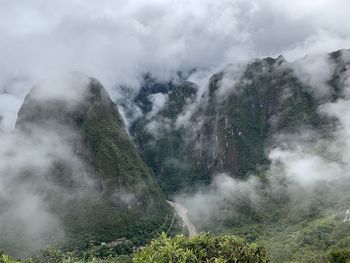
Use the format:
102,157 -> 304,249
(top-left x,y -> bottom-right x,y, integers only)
1,1 -> 350,262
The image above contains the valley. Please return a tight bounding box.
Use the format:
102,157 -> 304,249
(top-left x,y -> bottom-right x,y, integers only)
2,2 -> 350,262
1,33 -> 350,263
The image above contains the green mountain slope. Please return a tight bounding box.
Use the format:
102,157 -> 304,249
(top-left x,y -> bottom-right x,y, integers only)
131,52 -> 341,196
8,76 -> 173,256
128,49 -> 350,262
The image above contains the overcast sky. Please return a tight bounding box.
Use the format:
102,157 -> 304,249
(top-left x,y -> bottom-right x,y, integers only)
1,0 -> 350,131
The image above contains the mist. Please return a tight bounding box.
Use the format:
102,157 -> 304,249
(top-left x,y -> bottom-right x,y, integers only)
0,75 -> 102,257
175,50 -> 350,230
0,127 -> 88,256
2,0 -> 350,132
1,0 -> 350,259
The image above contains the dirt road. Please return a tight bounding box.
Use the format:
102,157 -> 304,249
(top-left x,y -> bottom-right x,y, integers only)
167,201 -> 198,237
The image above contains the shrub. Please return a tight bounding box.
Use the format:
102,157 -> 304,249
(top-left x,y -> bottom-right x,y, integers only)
133,233 -> 269,262
329,248 -> 350,263
0,252 -> 22,263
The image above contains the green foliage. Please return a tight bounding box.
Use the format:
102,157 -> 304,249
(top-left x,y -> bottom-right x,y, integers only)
132,56 -> 334,198
12,79 -> 175,255
0,252 -> 22,263
35,246 -> 66,263
328,248 -> 350,263
33,245 -> 132,263
61,257 -> 131,263
133,233 -> 269,263
207,180 -> 350,263
129,55 -> 346,263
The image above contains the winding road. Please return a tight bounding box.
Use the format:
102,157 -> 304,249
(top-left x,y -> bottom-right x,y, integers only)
167,201 -> 198,237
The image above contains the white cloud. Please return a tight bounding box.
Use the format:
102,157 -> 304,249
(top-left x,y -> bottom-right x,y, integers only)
1,0 -> 350,130
1,0 -> 350,250
147,93 -> 168,118
174,43 -> 350,228
292,52 -> 336,99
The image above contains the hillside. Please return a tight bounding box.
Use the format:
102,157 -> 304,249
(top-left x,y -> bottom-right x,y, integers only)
1,75 -> 175,257
1,50 -> 350,262
126,49 -> 350,261
129,50 -> 347,196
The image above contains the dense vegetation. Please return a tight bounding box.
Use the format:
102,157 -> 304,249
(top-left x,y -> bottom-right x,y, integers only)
199,180 -> 350,262
128,50 -> 350,262
131,54 -> 338,197
134,233 -> 269,263
130,80 -> 208,195
3,77 -> 176,257
3,51 -> 350,262
0,234 -> 269,263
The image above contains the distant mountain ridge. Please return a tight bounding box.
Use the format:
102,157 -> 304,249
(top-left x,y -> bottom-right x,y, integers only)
129,49 -> 350,196
125,49 -> 350,262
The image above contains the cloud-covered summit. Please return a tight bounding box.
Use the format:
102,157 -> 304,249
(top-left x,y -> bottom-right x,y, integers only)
1,0 -> 350,131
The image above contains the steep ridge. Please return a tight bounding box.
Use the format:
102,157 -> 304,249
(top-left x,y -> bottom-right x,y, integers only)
7,75 -> 173,256
130,51 -> 347,196
127,49 -> 350,262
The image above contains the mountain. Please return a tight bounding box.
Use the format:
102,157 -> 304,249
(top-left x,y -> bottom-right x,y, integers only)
3,49 -> 350,261
3,75 -> 174,257
130,50 -> 348,196
127,49 -> 350,262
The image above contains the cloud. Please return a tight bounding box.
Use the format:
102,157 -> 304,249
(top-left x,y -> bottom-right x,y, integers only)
0,75 -> 104,257
1,0 -> 350,254
175,50 -> 350,229
175,174 -> 262,226
0,94 -> 23,131
147,93 -> 168,118
145,117 -> 172,138
0,126 -> 76,257
1,0 -> 350,130
292,53 -> 336,99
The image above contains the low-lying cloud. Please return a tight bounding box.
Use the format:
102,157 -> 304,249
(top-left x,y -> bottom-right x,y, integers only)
175,50 -> 350,229
1,0 -> 350,257
0,127 -> 77,257
0,76 -> 102,257
1,0 -> 350,131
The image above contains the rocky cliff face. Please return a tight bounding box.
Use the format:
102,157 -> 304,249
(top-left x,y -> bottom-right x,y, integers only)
130,50 -> 349,196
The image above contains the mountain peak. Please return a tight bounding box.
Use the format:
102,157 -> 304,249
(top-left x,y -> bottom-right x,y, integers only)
9,75 -> 173,256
